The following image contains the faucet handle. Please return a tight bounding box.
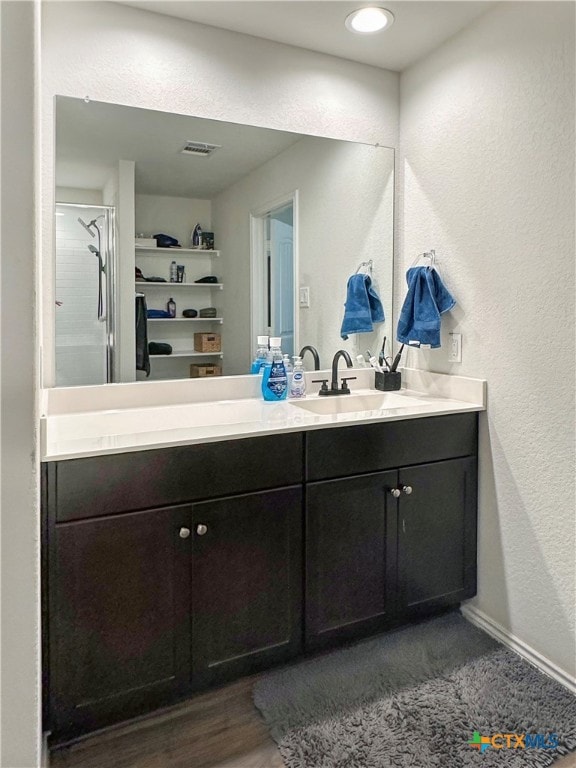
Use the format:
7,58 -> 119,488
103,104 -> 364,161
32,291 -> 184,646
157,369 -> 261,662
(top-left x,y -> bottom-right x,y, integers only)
312,378 -> 329,395
340,376 -> 357,394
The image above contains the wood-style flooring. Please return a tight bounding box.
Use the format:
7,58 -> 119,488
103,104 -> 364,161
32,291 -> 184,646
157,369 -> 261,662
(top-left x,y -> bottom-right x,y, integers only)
50,675 -> 576,768
50,676 -> 283,768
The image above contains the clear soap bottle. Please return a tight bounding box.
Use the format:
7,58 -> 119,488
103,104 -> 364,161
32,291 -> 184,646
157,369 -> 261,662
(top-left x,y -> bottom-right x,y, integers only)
283,354 -> 293,390
289,356 -> 306,399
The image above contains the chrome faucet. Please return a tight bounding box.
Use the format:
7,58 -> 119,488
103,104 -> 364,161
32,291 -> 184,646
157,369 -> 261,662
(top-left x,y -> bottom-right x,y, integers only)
313,350 -> 356,396
299,345 -> 321,370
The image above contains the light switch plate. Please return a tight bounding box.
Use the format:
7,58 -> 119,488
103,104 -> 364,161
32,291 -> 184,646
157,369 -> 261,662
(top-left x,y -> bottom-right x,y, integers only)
299,287 -> 310,308
448,332 -> 462,363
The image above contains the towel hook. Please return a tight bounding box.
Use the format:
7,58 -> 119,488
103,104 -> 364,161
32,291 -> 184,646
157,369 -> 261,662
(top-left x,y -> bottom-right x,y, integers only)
410,250 -> 436,269
355,259 -> 373,275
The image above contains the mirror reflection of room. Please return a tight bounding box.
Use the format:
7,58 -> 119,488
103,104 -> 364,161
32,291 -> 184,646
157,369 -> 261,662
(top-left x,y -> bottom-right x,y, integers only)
54,97 -> 394,386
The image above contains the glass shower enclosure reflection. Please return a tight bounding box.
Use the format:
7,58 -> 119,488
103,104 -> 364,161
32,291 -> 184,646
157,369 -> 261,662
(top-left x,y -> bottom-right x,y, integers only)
54,203 -> 115,386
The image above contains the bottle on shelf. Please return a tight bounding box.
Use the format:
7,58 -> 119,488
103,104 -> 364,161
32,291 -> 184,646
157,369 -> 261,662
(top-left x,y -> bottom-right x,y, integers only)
167,298 -> 176,318
261,337 -> 287,401
251,335 -> 269,374
289,356 -> 306,399
170,260 -> 177,283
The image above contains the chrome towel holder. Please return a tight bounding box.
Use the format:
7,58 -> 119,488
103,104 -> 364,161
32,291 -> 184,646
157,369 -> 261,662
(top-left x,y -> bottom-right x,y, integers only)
410,249 -> 436,268
355,259 -> 373,274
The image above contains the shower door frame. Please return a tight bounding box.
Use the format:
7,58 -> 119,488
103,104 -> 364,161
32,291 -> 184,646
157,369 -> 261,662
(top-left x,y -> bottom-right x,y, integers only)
55,203 -> 117,385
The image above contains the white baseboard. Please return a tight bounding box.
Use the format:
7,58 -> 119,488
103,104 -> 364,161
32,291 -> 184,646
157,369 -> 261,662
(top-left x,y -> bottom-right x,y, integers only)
461,604 -> 576,696
41,732 -> 49,767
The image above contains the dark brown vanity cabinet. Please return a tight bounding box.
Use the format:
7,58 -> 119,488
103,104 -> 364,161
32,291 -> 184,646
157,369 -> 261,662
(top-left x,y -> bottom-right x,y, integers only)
44,434 -> 304,740
190,487 -> 303,687
305,413 -> 478,648
398,457 -> 477,617
305,471 -> 398,648
44,414 -> 478,741
48,505 -> 193,738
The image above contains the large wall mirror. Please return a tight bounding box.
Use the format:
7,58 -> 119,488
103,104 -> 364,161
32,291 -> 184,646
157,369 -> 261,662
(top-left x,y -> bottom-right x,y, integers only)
53,96 -> 394,386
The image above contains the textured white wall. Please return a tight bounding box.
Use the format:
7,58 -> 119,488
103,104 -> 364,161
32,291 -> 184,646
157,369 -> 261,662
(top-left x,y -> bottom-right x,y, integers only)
55,187 -> 103,205
0,3 -> 42,767
41,1 -> 399,146
213,136 -> 394,374
398,2 -> 575,677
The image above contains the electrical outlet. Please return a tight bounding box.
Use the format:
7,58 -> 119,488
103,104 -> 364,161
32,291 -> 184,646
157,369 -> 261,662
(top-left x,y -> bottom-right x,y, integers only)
299,287 -> 310,308
448,332 -> 462,363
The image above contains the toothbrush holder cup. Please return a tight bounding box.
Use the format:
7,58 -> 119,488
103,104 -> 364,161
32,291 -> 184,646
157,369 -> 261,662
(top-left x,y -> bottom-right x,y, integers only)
375,370 -> 401,391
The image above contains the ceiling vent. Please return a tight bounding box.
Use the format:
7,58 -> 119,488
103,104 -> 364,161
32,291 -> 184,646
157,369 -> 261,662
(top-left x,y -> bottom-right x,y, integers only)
180,141 -> 222,157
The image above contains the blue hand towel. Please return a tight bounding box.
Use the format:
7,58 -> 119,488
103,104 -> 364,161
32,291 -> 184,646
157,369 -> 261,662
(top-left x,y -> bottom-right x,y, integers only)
340,274 -> 385,340
397,267 -> 455,348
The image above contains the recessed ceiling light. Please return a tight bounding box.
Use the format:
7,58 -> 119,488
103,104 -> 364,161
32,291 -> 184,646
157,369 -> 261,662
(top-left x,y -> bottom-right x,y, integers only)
345,7 -> 394,34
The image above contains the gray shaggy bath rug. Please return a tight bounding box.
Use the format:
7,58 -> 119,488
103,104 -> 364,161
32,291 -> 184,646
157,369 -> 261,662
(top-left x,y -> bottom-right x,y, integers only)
253,613 -> 576,767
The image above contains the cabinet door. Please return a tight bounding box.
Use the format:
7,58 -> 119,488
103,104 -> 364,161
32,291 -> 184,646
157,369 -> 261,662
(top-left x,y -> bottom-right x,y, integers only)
306,471 -> 398,649
49,506 -> 192,739
191,487 -> 302,686
398,457 -> 477,616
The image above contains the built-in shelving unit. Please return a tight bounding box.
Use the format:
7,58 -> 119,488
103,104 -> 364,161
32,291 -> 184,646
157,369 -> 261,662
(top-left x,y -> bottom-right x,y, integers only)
135,242 -> 223,379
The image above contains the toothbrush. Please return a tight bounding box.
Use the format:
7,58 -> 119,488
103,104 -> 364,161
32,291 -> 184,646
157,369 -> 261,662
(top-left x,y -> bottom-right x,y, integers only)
389,344 -> 405,373
379,336 -> 390,371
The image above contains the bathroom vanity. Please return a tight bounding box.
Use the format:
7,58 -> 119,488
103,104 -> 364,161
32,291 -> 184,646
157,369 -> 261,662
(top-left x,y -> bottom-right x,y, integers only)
41,372 -> 484,743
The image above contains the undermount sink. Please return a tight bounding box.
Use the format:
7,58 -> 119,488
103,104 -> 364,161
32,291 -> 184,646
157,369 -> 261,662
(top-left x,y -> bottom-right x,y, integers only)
289,391 -> 426,415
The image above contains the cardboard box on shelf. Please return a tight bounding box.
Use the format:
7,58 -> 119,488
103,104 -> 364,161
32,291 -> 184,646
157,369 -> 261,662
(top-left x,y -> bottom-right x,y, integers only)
190,364 -> 222,378
194,333 -> 221,353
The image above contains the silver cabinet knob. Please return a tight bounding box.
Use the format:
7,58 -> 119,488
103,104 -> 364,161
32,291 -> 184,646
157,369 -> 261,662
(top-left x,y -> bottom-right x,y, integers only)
196,524 -> 208,536
390,488 -> 401,498
402,485 -> 413,495
179,527 -> 191,539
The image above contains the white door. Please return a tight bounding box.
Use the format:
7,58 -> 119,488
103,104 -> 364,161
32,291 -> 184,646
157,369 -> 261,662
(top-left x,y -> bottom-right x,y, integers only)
269,205 -> 294,357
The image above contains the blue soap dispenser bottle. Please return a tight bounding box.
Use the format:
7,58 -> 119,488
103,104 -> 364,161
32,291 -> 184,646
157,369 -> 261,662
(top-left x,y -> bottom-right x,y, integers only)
261,337 -> 288,401
251,335 -> 269,374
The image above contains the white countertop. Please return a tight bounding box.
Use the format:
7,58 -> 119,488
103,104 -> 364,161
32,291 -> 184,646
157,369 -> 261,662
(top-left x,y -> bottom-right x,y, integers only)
41,370 -> 486,461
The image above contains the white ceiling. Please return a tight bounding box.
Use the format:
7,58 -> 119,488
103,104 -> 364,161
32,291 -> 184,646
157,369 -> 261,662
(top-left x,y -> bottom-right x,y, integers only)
56,98 -> 306,197
118,1 -> 495,72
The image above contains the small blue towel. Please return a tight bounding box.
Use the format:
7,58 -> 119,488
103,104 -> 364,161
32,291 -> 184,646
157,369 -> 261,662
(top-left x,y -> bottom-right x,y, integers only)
340,274 -> 385,340
397,267 -> 455,348
147,309 -> 171,318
